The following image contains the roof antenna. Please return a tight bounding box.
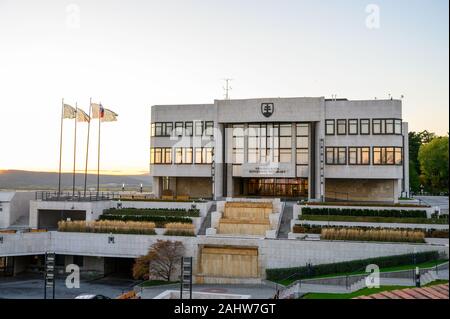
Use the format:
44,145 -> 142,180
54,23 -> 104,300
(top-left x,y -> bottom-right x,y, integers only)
223,78 -> 233,100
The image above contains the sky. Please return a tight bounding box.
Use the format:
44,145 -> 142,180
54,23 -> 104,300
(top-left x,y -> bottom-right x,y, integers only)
0,0 -> 448,174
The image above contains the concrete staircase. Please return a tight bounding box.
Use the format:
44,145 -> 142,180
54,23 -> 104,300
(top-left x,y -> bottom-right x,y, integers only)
198,203 -> 216,235
277,201 -> 293,239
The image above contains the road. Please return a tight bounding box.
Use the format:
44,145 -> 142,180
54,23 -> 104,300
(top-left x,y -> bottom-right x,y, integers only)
0,274 -> 138,299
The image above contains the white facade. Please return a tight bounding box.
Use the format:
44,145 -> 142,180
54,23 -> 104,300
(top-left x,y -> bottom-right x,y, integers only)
0,191 -> 34,229
150,97 -> 409,202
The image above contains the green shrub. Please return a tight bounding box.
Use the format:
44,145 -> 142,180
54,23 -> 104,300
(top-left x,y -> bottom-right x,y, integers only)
266,251 -> 440,282
164,230 -> 196,237
301,207 -> 427,219
99,214 -> 192,228
426,229 -> 449,238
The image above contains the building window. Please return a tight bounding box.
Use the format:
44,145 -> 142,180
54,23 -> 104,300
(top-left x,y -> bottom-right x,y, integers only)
348,119 -> 358,135
175,148 -> 193,164
395,119 -> 402,134
373,147 -> 403,165
185,122 -> 193,136
150,148 -> 172,164
152,122 -> 173,137
325,120 -> 335,135
151,123 -> 155,137
337,119 -> 347,135
296,123 -> 309,166
195,148 -> 213,164
279,124 -> 292,163
360,119 -> 370,135
373,119 -> 402,135
232,125 -> 244,164
195,121 -> 204,136
348,147 -> 370,165
325,147 -> 347,165
174,122 -> 184,136
204,121 -> 214,137
386,119 -> 394,134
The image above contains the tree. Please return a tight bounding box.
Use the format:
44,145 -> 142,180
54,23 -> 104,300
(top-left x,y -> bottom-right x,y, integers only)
418,136 -> 449,193
409,159 -> 420,192
408,130 -> 438,193
133,240 -> 185,281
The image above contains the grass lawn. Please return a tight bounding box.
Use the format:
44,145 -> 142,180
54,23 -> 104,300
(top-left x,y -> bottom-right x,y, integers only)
139,280 -> 179,287
275,259 -> 448,286
301,280 -> 449,299
300,214 -> 448,225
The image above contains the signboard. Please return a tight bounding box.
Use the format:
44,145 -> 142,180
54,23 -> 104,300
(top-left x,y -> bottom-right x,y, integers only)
240,163 -> 294,178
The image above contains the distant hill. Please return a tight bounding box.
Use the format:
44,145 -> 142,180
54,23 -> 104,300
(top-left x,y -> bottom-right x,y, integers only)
0,170 -> 152,191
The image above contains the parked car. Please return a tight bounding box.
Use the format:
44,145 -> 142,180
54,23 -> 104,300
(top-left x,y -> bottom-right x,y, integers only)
74,294 -> 110,299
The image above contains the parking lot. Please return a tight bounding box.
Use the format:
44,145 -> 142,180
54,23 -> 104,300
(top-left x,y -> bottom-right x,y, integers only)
0,274 -> 139,299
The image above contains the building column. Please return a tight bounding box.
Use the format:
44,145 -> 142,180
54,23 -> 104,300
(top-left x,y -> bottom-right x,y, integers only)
152,176 -> 161,198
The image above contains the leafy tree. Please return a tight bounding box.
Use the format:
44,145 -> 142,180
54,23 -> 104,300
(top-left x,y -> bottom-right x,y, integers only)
133,240 -> 185,281
408,130 -> 439,193
409,160 -> 420,192
418,136 -> 449,193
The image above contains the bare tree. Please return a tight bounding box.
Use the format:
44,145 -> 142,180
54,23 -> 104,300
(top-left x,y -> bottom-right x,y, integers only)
133,240 -> 185,282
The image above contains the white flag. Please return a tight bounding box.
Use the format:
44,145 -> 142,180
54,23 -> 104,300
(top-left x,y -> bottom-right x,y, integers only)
76,108 -> 90,123
63,104 -> 76,119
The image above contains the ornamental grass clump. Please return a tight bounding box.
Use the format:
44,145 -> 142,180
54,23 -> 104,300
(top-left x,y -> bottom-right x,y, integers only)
58,220 -> 156,235
321,227 -> 425,243
164,223 -> 195,236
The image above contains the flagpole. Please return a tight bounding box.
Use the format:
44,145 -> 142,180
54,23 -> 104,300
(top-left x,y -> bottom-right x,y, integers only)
84,98 -> 92,197
73,103 -> 78,197
97,103 -> 101,194
58,98 -> 64,197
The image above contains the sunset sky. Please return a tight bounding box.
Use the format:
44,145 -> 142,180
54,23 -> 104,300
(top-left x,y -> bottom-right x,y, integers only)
0,0 -> 448,175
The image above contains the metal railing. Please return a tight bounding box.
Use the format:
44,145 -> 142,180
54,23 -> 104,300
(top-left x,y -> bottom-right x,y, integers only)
35,191 -> 121,202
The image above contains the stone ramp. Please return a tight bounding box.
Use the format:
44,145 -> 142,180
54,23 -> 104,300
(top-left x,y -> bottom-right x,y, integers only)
277,201 -> 293,239
197,203 -> 216,235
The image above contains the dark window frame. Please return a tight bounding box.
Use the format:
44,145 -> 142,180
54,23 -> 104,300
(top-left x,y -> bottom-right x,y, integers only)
360,119 -> 370,135
372,118 -> 403,135
348,146 -> 371,165
372,146 -> 403,165
185,122 -> 193,136
336,119 -> 347,135
325,147 -> 347,165
174,122 -> 184,136
348,119 -> 358,135
325,119 -> 335,135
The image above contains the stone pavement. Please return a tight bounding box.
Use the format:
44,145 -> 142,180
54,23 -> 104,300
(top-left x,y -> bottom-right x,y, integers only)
139,283 -> 276,299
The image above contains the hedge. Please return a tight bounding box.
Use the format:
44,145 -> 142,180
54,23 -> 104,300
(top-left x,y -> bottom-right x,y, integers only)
103,208 -> 200,217
266,251 -> 440,282
301,207 -> 427,218
99,214 -> 192,228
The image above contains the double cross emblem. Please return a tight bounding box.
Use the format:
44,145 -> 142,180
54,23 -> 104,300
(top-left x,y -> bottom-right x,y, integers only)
261,103 -> 274,118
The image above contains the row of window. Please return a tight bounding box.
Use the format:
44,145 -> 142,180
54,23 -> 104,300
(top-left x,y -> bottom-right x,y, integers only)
325,119 -> 402,136
150,147 -> 214,164
151,121 -> 214,137
325,147 -> 403,165
232,123 -> 309,165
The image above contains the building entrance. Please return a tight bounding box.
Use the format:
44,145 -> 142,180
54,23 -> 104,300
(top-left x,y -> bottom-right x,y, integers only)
241,178 -> 308,198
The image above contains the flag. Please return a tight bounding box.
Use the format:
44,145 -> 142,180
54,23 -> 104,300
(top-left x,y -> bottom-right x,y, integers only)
92,103 -> 118,122
76,108 -> 90,122
63,104 -> 77,119
102,108 -> 118,122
